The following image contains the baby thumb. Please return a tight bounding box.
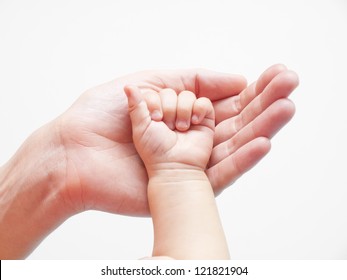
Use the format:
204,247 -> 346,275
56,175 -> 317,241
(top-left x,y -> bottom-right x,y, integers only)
124,85 -> 151,131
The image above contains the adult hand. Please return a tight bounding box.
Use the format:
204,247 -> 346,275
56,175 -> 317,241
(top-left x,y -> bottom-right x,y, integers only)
57,64 -> 298,216
0,64 -> 298,259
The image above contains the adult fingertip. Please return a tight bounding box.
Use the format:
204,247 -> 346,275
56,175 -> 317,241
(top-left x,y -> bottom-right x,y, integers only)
270,63 -> 288,72
274,98 -> 296,121
286,70 -> 300,87
237,74 -> 248,89
256,64 -> 288,94
279,70 -> 300,90
256,137 -> 271,154
228,73 -> 248,94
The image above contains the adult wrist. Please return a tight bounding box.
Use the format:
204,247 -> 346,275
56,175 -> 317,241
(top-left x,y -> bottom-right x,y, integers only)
0,120 -> 75,258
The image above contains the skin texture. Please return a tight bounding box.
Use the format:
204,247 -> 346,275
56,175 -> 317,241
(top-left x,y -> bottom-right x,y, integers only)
125,86 -> 229,259
0,65 -> 299,259
58,65 -> 298,216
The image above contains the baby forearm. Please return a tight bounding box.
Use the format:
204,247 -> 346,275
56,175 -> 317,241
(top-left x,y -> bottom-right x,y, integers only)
148,169 -> 229,259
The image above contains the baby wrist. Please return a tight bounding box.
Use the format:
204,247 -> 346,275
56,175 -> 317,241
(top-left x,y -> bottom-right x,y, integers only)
148,168 -> 209,185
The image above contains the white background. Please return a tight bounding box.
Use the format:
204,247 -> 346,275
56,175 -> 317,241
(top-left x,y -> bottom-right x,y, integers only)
0,0 -> 346,259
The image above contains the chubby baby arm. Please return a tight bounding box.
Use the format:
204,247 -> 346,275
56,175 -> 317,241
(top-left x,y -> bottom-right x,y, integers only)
125,85 -> 229,259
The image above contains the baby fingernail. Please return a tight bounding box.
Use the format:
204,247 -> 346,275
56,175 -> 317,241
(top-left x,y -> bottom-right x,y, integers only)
151,110 -> 162,120
192,115 -> 199,123
177,120 -> 189,130
168,122 -> 176,130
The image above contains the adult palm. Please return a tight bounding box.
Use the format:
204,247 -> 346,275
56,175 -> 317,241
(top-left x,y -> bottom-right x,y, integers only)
58,64 -> 298,216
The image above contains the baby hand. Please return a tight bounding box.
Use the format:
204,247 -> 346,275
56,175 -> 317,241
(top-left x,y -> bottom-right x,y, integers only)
124,86 -> 215,177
